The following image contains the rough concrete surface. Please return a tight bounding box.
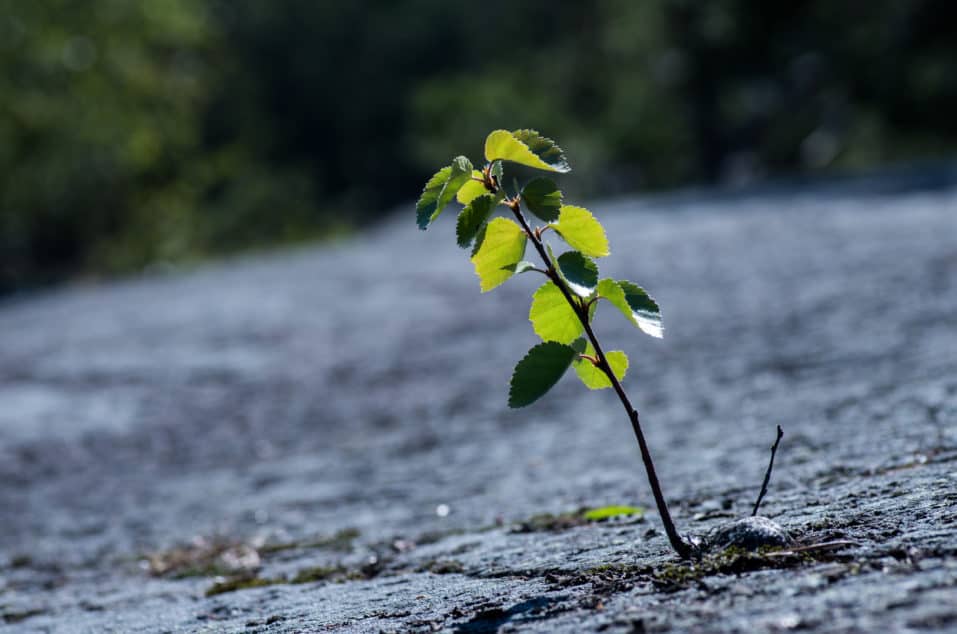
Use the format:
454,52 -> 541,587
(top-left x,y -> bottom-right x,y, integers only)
1,177 -> 956,633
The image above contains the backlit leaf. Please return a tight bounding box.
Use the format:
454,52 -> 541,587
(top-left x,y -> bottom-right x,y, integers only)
582,505 -> 643,521
521,178 -> 562,221
456,194 -> 496,248
572,340 -> 628,389
491,159 -> 504,183
470,217 -> 527,292
508,341 -> 578,408
416,156 -> 473,230
556,251 -> 598,297
457,170 -> 488,205
597,279 -> 663,338
551,206 -> 609,257
484,129 -> 570,173
529,281 -> 583,344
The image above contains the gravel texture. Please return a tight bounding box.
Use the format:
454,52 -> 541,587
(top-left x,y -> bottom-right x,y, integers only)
1,176 -> 956,633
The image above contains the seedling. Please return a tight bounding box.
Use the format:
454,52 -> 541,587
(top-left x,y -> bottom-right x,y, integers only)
417,130 -> 690,557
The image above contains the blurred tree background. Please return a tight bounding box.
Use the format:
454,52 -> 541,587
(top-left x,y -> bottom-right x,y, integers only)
2,0 -> 956,293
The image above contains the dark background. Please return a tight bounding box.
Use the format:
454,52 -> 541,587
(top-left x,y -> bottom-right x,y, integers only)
3,0 -> 956,293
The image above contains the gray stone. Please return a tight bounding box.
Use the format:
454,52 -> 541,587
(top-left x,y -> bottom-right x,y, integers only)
704,516 -> 793,551
2,173 -> 957,632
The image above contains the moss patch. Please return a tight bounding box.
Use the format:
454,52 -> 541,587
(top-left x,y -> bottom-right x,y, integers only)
290,565 -> 350,584
512,505 -> 645,533
260,528 -> 360,554
418,559 -> 465,574
541,562 -> 651,596
652,546 -> 829,591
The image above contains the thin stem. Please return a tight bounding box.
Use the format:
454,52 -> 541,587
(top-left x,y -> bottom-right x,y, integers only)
500,193 -> 694,559
752,425 -> 784,517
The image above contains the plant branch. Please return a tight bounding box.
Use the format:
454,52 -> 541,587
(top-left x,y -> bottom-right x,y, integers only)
752,425 -> 784,517
500,194 -> 694,559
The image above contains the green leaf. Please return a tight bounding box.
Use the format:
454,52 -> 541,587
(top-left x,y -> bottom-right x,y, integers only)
556,251 -> 598,297
597,279 -> 663,338
521,178 -> 562,221
491,159 -> 504,183
455,194 -> 496,248
572,340 -> 628,389
617,280 -> 663,338
502,260 -> 539,275
456,170 -> 487,205
582,505 -> 644,521
551,206 -> 609,257
508,341 -> 578,408
470,217 -> 527,292
484,129 -> 570,173
416,156 -> 473,230
529,281 -> 583,344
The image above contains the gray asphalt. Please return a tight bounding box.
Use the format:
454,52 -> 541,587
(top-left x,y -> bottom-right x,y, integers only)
1,179 -> 956,633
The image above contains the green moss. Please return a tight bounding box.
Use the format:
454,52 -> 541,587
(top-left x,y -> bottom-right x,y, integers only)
261,528 -> 360,554
512,511 -> 586,533
653,545 -> 819,590
290,565 -> 347,584
512,504 -> 644,533
419,559 -> 465,574
172,565 -> 228,579
583,563 -> 644,576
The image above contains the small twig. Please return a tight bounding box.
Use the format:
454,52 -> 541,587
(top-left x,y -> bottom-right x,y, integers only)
752,425 -> 784,517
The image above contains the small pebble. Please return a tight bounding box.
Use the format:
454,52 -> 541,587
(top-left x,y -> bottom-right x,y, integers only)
704,516 -> 792,551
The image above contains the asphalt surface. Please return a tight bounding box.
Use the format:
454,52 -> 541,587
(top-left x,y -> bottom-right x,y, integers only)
1,178 -> 956,632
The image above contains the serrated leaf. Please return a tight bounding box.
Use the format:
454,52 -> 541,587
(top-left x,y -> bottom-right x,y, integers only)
617,280 -> 663,338
529,281 -> 583,344
597,279 -> 663,338
455,194 -> 497,248
521,178 -> 562,222
551,206 -> 609,257
484,129 -> 570,173
470,217 -> 527,292
416,166 -> 450,229
556,251 -> 598,297
572,340 -> 628,389
491,160 -> 504,183
457,170 -> 488,205
416,156 -> 473,230
508,341 -> 578,408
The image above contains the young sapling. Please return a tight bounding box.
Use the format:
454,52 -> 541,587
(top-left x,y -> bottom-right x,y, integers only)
416,130 -> 786,559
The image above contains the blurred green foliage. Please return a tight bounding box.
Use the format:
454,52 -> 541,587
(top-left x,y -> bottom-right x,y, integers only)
0,0 -> 325,291
2,0 -> 956,292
